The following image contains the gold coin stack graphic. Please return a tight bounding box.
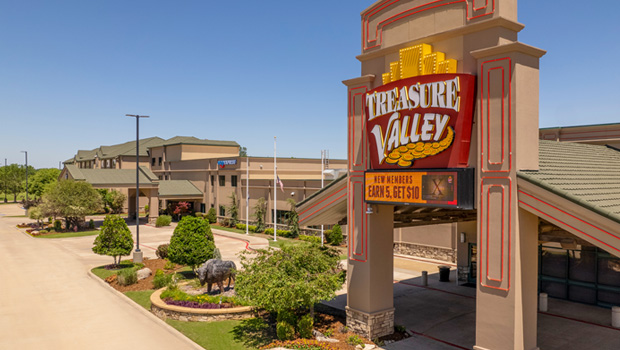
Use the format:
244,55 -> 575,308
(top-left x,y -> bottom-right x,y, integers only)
385,126 -> 455,167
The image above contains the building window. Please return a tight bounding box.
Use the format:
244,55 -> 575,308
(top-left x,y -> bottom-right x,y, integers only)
219,205 -> 226,216
219,175 -> 225,186
165,175 -> 169,180
200,203 -> 206,213
158,157 -> 162,166
210,175 -> 214,186
231,175 -> 238,187
158,175 -> 162,180
151,158 -> 156,166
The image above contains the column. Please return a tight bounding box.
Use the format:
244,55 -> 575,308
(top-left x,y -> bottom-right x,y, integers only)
343,75 -> 395,339
471,42 -> 545,350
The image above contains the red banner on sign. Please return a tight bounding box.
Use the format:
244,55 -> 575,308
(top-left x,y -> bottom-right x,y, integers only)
365,74 -> 475,170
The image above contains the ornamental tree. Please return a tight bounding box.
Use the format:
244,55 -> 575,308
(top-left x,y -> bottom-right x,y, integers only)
92,215 -> 134,265
40,180 -> 102,230
235,244 -> 343,318
253,197 -> 267,232
167,216 -> 215,272
286,198 -> 299,238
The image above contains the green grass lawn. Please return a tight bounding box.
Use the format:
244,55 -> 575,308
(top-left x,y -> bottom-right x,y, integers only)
210,225 -> 245,234
122,282 -> 267,350
35,230 -> 99,239
166,319 -> 262,350
124,290 -> 154,310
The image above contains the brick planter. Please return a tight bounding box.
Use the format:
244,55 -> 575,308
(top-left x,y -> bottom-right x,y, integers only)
150,287 -> 254,322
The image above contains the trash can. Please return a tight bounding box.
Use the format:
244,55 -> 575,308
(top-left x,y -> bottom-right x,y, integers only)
438,265 -> 450,282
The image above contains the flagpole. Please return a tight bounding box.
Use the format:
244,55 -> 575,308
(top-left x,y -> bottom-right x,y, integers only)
246,156 -> 249,235
273,136 -> 277,242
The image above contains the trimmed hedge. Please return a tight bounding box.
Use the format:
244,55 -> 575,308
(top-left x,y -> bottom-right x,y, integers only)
299,235 -> 321,244
156,215 -> 172,227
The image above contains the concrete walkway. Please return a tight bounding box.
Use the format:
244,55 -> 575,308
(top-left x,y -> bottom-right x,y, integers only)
0,205 -> 269,350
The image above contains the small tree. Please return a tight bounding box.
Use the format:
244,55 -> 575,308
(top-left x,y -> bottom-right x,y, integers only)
286,198 -> 299,238
92,215 -> 134,266
40,180 -> 102,230
253,197 -> 267,232
227,192 -> 239,226
28,168 -> 60,199
106,190 -> 126,214
28,206 -> 44,227
236,244 -> 342,321
330,224 -> 343,246
206,207 -> 217,224
168,216 -> 215,272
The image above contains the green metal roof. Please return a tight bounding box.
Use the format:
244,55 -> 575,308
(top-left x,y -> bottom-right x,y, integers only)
65,165 -> 158,187
518,140 -> 620,224
158,180 -> 203,197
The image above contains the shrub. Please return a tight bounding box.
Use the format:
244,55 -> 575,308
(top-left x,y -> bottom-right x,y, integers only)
156,244 -> 170,259
88,219 -> 95,229
153,269 -> 173,289
194,212 -> 203,218
54,219 -> 62,232
329,224 -> 343,246
168,216 -> 215,271
277,309 -> 297,326
156,215 -> 172,227
206,208 -> 217,223
297,314 -> 314,339
117,268 -> 138,286
236,223 -> 246,230
346,335 -> 364,347
278,229 -> 292,238
276,321 -> 295,341
164,259 -> 175,270
324,229 -> 333,243
92,215 -> 134,266
264,228 -> 274,235
213,247 -> 222,260
299,235 -> 321,244
39,229 -> 48,234
248,225 -> 257,233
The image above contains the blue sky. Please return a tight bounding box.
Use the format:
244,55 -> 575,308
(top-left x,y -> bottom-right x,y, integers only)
1,1 -> 619,168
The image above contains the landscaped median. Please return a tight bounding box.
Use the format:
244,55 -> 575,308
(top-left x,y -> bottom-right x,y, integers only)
150,286 -> 254,322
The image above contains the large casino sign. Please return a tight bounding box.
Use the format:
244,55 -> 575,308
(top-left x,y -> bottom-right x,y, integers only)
364,44 -> 475,209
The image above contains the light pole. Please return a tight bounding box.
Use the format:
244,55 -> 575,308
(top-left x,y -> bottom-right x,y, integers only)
3,158 -> 6,203
21,151 -> 28,212
126,114 -> 149,263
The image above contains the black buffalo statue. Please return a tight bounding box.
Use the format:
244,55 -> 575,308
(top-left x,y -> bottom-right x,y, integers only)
196,259 -> 236,294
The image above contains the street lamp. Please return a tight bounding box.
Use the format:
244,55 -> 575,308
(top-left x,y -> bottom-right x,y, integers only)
126,114 -> 149,264
21,151 -> 28,212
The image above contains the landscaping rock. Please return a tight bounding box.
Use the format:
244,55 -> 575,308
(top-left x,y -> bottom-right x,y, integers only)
136,267 -> 152,280
312,329 -> 339,343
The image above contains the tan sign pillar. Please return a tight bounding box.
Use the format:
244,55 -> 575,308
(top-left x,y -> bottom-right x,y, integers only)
343,75 -> 396,339
472,42 -> 545,350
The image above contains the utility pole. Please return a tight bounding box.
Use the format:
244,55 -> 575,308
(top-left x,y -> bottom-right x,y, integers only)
126,114 -> 149,263
3,158 -> 6,203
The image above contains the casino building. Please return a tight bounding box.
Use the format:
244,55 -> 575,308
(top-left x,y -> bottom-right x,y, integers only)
296,1 -> 620,349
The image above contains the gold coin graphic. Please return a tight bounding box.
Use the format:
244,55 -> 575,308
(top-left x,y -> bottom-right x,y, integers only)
386,157 -> 398,164
398,159 -> 412,167
402,153 -> 414,161
398,146 -> 408,153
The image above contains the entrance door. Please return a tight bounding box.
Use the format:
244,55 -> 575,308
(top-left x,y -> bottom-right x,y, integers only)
468,243 -> 477,285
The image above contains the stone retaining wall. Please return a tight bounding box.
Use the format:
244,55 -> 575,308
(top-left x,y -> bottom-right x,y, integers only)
393,242 -> 456,263
150,288 -> 254,322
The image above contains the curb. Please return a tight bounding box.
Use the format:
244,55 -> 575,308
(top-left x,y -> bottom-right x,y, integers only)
211,229 -> 270,251
86,268 -> 205,350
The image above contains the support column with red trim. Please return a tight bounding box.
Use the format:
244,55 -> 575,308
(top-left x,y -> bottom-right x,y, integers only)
343,75 -> 395,339
471,42 -> 545,350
